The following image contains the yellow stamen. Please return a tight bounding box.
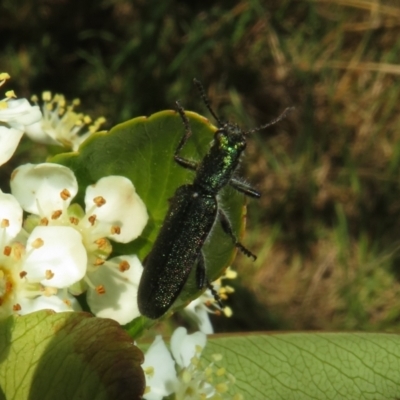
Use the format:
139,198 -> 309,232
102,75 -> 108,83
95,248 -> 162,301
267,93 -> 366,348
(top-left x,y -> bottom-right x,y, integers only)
42,286 -> 57,296
195,345 -> 203,354
143,366 -> 154,377
118,260 -> 130,272
212,354 -> 223,362
95,238 -> 107,249
95,285 -> 106,294
5,90 -> 16,99
110,225 -> 121,235
0,72 -> 11,82
69,217 -> 79,225
5,281 -> 12,293
13,243 -> 24,260
31,238 -> 44,249
223,306 -> 233,317
60,188 -> 71,200
51,210 -> 62,219
40,217 -> 49,226
45,270 -> 54,280
88,215 -> 96,225
42,91 -> 52,101
216,383 -> 228,393
93,196 -> 106,207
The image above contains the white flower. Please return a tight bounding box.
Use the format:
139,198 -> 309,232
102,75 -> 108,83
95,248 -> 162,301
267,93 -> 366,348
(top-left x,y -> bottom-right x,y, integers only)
10,163 -> 79,216
0,73 -> 42,166
18,290 -> 82,315
183,267 -> 237,334
170,327 -> 207,369
10,163 -> 149,324
26,92 -> 106,150
0,190 -> 80,319
23,226 -> 87,288
142,327 -> 241,400
86,254 -> 143,325
0,188 -> 23,243
84,175 -> 148,243
142,336 -> 177,400
184,297 -> 215,334
17,291 -> 80,315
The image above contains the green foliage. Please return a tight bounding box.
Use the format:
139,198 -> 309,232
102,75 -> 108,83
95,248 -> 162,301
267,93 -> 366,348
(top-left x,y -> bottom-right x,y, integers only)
204,332 -> 400,399
0,311 -> 144,400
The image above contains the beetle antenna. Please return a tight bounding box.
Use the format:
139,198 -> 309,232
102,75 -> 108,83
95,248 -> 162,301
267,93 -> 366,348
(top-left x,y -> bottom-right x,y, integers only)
245,106 -> 294,135
193,78 -> 223,126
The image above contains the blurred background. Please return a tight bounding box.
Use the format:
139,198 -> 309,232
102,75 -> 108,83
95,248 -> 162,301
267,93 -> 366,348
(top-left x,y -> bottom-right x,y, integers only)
2,0 -> 400,333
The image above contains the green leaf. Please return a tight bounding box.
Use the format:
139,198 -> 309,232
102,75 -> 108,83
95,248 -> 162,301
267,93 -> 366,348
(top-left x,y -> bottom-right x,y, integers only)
203,332 -> 400,399
0,310 -> 144,400
51,110 -> 246,318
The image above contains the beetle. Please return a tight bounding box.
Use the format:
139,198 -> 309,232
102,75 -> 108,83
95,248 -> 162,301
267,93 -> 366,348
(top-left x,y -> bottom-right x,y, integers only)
137,79 -> 291,319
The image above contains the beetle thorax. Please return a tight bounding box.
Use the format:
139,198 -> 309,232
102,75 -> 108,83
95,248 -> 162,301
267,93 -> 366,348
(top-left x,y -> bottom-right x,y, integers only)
193,125 -> 246,194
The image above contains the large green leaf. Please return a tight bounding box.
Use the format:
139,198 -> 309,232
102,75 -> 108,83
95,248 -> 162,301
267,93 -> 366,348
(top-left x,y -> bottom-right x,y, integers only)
51,110 -> 248,319
0,310 -> 144,400
204,332 -> 400,399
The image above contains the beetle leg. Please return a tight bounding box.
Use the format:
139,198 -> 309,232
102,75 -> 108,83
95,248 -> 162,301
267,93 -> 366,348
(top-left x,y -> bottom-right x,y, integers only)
174,101 -> 198,170
219,209 -> 257,261
196,254 -> 224,309
195,252 -> 207,289
175,156 -> 198,170
230,178 -> 261,198
206,278 -> 223,309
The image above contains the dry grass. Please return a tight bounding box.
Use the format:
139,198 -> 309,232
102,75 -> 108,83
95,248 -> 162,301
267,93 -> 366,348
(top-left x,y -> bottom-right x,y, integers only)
232,0 -> 400,332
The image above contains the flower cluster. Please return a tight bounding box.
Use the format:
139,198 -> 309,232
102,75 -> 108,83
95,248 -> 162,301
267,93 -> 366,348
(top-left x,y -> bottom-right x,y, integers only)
27,92 -> 106,150
0,73 -> 148,324
0,72 -> 41,166
0,163 -> 148,324
142,327 -> 243,400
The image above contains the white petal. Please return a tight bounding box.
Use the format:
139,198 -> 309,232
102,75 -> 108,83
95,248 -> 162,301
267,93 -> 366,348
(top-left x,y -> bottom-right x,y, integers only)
183,300 -> 214,334
85,176 -> 148,243
86,255 -> 143,324
0,125 -> 23,166
10,163 -> 78,215
23,226 -> 87,287
17,292 -> 81,315
0,98 -> 42,126
0,191 -> 23,242
25,120 -> 60,145
170,327 -> 207,368
142,336 -> 177,400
